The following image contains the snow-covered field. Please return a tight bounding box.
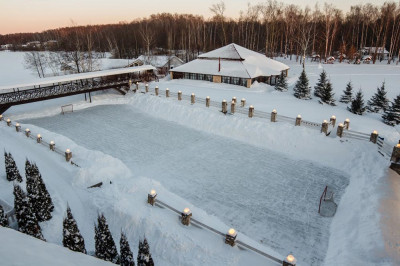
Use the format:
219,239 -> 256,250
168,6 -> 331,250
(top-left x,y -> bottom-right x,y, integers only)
0,51 -> 399,265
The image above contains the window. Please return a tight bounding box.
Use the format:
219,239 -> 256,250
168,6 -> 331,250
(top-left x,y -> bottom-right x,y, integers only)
190,73 -> 197,80
231,77 -> 240,85
198,74 -> 205,80
206,75 -> 213,82
222,76 -> 230,84
240,78 -> 247,87
184,73 -> 190,79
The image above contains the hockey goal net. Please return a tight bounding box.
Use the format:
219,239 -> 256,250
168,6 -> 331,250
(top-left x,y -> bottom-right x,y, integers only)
61,104 -> 73,114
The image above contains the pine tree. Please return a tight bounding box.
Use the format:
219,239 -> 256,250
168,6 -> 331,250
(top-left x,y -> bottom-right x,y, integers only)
63,206 -> 86,254
120,232 -> 135,266
95,213 -> 119,263
13,184 -> 45,240
348,89 -> 366,115
137,237 -> 154,266
320,81 -> 336,105
26,161 -> 53,222
382,94 -> 400,126
274,71 -> 288,91
340,82 -> 353,103
367,82 -> 389,112
4,152 -> 22,182
293,69 -> 311,99
0,205 -> 9,227
314,70 -> 327,98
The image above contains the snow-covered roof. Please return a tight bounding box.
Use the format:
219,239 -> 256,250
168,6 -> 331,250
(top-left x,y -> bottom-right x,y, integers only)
0,65 -> 156,91
362,47 -> 389,54
171,43 -> 289,78
137,55 -> 183,68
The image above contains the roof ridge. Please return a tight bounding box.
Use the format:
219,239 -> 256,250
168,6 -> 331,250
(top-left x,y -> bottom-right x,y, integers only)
231,43 -> 245,61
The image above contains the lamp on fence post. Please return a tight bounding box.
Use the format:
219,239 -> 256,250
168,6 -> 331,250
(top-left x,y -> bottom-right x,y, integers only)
321,120 -> 328,135
36,134 -> 42,143
25,128 -> 30,137
337,123 -> 344,138
271,109 -> 277,122
6,118 -> 11,126
370,130 -> 378,144
145,83 -> 149,93
128,79 -> 132,89
232,97 -> 237,104
241,98 -> 246,107
222,100 -> 227,114
147,189 -> 157,206
231,101 -> 236,114
283,254 -> 297,266
155,86 -> 159,96
330,115 -> 336,127
248,105 -> 254,118
65,149 -> 72,162
15,123 -> 21,132
191,93 -> 195,104
390,144 -> 400,163
0,115 -> 3,121
206,96 -> 210,107
344,118 -> 350,130
49,141 -> 55,151
178,91 -> 182,101
166,88 -> 170,98
181,208 -> 192,226
225,228 -> 237,246
295,115 -> 302,126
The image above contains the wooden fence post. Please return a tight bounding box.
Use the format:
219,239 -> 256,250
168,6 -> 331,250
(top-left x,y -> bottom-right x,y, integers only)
225,228 -> 237,246
135,82 -> 139,92
391,144 -> 400,163
271,109 -> 277,122
344,118 -> 350,129
6,119 -> 11,126
248,105 -> 254,118
49,141 -> 55,151
15,123 -> 21,132
166,88 -> 170,97
283,254 -> 297,266
155,86 -> 159,96
232,97 -> 237,104
65,149 -> 72,162
222,100 -> 227,114
370,130 -> 378,144
206,96 -> 210,107
0,115 -> 3,121
36,134 -> 42,143
181,208 -> 192,226
178,91 -> 182,101
231,101 -> 236,114
295,115 -> 301,126
336,123 -> 344,138
145,84 -> 149,93
25,128 -> 30,137
191,93 -> 195,104
330,115 -> 336,127
321,120 -> 328,135
147,190 -> 157,206
241,98 -> 246,107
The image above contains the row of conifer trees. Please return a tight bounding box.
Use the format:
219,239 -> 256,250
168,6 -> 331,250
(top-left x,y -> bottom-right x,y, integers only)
1,152 -> 154,265
274,70 -> 400,126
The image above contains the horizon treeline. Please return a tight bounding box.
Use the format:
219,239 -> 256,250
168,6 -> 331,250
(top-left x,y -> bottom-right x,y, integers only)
1,1 -> 400,63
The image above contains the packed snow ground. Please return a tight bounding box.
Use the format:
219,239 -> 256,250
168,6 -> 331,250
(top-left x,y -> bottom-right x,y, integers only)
0,51 -> 399,265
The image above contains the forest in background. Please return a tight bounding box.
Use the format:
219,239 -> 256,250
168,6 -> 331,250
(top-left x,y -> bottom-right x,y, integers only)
1,1 -> 400,64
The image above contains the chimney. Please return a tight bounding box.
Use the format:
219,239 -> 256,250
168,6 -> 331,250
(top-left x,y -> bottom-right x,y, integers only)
219,57 -> 221,72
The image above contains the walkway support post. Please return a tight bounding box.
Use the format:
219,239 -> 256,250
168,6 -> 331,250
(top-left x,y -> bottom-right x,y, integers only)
155,86 -> 159,96
0,115 -> 3,121
25,128 -> 30,137
232,97 -> 237,104
231,101 -> 236,114
145,84 -> 149,93
49,141 -> 55,151
206,96 -> 210,107
390,144 -> 400,163
15,123 -> 21,132
283,254 -> 297,266
344,118 -> 350,130
147,190 -> 157,206
178,91 -> 182,101
6,119 -> 11,126
65,149 -> 72,162
241,98 -> 246,107
166,88 -> 170,98
225,228 -> 237,246
36,134 -> 42,143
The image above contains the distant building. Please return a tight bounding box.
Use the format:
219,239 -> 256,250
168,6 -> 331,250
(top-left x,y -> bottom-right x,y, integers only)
360,47 -> 389,60
169,43 -> 289,88
26,41 -> 41,48
0,44 -> 13,50
129,55 -> 184,74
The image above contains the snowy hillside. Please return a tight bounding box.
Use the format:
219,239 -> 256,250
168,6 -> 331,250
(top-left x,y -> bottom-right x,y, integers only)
0,227 -> 114,266
0,51 -> 399,265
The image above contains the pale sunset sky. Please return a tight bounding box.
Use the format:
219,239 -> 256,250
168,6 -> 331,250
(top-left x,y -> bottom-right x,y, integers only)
0,0 -> 390,34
